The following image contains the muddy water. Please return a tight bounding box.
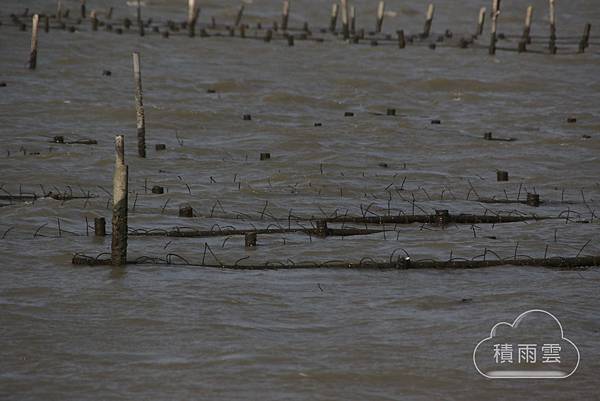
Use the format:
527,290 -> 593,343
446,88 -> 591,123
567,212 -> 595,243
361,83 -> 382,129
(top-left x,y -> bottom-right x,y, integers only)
1,0 -> 600,400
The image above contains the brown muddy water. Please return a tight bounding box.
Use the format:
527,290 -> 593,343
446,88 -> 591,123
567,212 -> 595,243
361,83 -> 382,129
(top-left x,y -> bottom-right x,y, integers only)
1,0 -> 600,400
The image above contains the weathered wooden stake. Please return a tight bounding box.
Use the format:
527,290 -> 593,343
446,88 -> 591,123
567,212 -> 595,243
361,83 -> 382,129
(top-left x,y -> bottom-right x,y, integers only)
522,5 -> 533,45
397,29 -> 406,48
281,1 -> 290,31
476,7 -> 486,36
235,4 -> 244,26
132,52 -> 146,158
548,0 -> 557,54
489,0 -> 500,55
188,7 -> 199,37
350,5 -> 356,34
90,10 -> 98,31
340,0 -> 349,39
329,3 -> 338,32
111,135 -> 128,266
94,217 -> 106,236
422,4 -> 434,38
28,14 -> 39,70
578,23 -> 591,53
375,1 -> 385,33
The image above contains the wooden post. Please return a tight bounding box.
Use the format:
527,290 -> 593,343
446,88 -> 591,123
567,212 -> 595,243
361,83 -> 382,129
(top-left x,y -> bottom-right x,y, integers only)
94,217 -> 106,236
375,1 -> 385,33
548,0 -> 556,54
132,52 -> 146,158
111,135 -> 128,266
522,5 -> 533,44
28,14 -> 39,70
235,4 -> 244,26
578,23 -> 591,53
489,0 -> 500,55
476,7 -> 486,36
80,0 -> 86,19
329,3 -> 338,32
350,5 -> 356,35
397,29 -> 406,48
90,10 -> 98,31
188,0 -> 196,31
44,15 -> 50,33
422,4 -> 434,38
281,1 -> 290,31
188,7 -> 199,37
340,0 -> 349,39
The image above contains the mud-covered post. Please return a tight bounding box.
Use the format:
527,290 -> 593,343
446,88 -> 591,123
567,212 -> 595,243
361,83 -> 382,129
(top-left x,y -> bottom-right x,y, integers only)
489,0 -> 500,55
111,135 -> 128,266
235,4 -> 244,26
329,3 -> 338,33
578,23 -> 591,53
548,0 -> 557,54
422,4 -> 434,38
281,1 -> 290,31
476,7 -> 486,37
340,0 -> 349,39
28,14 -> 39,70
375,1 -> 385,33
132,52 -> 146,158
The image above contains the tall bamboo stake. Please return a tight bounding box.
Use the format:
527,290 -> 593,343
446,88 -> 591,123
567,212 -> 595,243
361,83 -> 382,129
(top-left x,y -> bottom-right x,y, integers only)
132,52 -> 146,158
111,135 -> 128,266
489,0 -> 500,55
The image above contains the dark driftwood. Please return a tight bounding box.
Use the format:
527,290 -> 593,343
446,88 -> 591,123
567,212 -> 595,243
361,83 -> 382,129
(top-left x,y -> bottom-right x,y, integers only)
72,254 -> 600,270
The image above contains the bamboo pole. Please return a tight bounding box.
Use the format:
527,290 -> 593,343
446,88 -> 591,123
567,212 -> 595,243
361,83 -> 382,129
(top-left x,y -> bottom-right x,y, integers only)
281,1 -> 290,31
111,135 -> 128,266
28,14 -> 39,70
489,0 -> 500,55
340,0 -> 349,39
132,52 -> 146,158
329,3 -> 338,32
375,1 -> 385,33
422,3 -> 434,38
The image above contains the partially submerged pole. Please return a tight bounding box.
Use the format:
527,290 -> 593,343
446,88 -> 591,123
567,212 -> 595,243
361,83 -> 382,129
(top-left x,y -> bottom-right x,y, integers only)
350,5 -> 356,35
28,14 -> 39,70
422,4 -> 434,38
111,135 -> 128,266
375,1 -> 385,33
578,23 -> 591,53
90,10 -> 98,31
329,3 -> 338,32
489,0 -> 500,55
235,4 -> 244,26
281,1 -> 290,31
476,7 -> 486,37
80,0 -> 86,19
132,52 -> 146,158
188,6 -> 199,37
340,0 -> 349,39
548,0 -> 557,54
136,0 -> 141,24
522,5 -> 533,44
397,29 -> 406,48
188,0 -> 197,33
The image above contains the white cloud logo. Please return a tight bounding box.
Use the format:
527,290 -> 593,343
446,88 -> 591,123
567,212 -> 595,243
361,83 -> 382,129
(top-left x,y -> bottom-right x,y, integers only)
473,309 -> 580,379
